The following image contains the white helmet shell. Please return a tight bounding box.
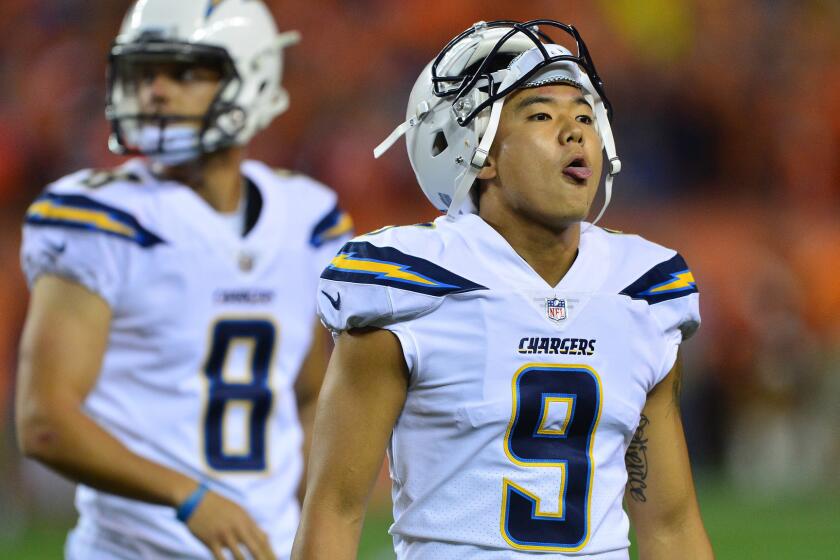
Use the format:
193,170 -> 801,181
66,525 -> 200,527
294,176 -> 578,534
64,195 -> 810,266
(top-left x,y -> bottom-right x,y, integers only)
402,25 -> 536,213
107,0 -> 300,159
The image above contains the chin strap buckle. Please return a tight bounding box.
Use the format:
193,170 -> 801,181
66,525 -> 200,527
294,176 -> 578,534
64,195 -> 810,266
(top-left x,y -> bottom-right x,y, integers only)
471,147 -> 489,169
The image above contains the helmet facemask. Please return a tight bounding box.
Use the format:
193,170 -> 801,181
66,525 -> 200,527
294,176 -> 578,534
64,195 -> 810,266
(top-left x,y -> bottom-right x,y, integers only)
431,20 -> 613,127
107,40 -> 244,166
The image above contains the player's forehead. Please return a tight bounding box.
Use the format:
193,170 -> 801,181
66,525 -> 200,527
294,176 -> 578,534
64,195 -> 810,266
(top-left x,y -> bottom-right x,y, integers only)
505,84 -> 592,113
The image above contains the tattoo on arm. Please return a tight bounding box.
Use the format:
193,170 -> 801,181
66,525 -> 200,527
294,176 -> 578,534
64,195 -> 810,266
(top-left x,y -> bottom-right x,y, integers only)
625,414 -> 649,503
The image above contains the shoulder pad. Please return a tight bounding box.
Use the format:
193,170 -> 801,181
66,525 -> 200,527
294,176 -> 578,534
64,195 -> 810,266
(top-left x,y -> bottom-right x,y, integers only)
24,192 -> 165,248
596,228 -> 700,340
49,163 -> 149,194
245,160 -> 333,199
317,233 -> 486,332
242,160 -> 353,248
322,240 -> 485,297
621,250 -> 700,341
310,204 -> 354,248
620,252 -> 698,304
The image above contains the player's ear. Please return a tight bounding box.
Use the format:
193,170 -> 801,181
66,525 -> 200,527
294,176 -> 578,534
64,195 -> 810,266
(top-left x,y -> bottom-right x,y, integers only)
476,154 -> 497,181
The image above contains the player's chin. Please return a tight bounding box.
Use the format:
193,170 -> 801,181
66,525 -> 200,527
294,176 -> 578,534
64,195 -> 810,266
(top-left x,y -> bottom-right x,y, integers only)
550,192 -> 594,218
529,205 -> 589,232
553,174 -> 598,205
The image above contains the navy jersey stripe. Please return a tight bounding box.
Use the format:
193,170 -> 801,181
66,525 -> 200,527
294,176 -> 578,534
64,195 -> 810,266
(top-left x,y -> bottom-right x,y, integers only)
620,253 -> 698,304
309,204 -> 353,248
25,193 -> 165,248
322,241 -> 486,296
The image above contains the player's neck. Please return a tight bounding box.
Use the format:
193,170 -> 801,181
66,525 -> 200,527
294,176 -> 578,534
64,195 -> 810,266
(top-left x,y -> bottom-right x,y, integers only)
157,147 -> 246,213
479,205 -> 581,287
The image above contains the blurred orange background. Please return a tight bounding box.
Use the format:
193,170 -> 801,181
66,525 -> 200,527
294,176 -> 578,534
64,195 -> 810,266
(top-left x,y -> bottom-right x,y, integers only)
1,0 -> 838,545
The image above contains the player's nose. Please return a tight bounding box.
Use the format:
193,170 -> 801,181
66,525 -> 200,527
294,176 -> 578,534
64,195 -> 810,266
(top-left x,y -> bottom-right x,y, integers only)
143,72 -> 178,108
558,115 -> 584,145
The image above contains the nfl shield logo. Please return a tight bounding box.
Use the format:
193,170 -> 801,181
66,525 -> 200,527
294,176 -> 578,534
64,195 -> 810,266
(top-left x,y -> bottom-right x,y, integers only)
546,297 -> 567,322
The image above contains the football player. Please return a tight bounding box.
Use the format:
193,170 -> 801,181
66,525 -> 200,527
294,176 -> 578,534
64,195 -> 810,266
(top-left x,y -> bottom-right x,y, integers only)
15,1 -> 352,559
293,20 -> 714,559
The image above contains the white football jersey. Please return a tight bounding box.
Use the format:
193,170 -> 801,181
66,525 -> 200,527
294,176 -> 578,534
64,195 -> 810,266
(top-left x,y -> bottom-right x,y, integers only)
317,214 -> 700,559
21,158 -> 352,558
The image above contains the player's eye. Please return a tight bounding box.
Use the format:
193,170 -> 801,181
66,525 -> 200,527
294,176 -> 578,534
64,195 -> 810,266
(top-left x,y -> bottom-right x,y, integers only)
179,66 -> 222,83
528,112 -> 552,122
138,69 -> 157,84
576,114 -> 594,125
175,67 -> 194,82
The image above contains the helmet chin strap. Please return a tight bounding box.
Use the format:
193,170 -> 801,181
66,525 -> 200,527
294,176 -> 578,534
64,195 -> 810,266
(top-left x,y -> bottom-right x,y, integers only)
446,98 -> 504,218
588,100 -> 621,226
374,101 -> 432,159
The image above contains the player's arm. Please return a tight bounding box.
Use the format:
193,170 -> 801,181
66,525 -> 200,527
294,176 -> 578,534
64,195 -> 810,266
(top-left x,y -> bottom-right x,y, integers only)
291,327 -> 408,560
625,355 -> 714,559
16,275 -> 275,560
294,320 -> 330,503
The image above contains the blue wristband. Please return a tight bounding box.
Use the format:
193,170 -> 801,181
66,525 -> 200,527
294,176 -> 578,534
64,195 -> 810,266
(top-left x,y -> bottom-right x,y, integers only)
176,482 -> 209,523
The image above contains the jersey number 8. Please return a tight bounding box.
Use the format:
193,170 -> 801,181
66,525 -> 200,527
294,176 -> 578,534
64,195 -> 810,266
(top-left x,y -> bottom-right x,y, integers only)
202,319 -> 276,471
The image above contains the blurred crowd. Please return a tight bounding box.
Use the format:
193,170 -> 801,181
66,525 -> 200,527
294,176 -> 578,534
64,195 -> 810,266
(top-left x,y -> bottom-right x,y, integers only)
1,0 -> 838,532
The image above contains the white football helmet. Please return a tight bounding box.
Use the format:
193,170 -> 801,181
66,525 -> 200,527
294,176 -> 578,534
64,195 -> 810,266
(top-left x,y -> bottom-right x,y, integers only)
106,0 -> 300,164
375,20 -> 621,223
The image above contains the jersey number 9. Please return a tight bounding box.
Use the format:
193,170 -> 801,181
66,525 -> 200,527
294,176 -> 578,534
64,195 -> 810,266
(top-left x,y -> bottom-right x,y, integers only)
502,364 -> 602,551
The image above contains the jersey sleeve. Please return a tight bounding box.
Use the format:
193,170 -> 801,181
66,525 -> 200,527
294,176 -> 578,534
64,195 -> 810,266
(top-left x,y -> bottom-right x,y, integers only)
619,251 -> 701,382
316,236 -> 486,334
20,191 -> 158,307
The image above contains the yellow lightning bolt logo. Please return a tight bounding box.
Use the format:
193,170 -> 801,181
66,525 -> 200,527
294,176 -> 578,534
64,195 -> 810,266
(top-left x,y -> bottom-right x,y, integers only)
27,200 -> 137,238
646,270 -> 696,294
328,253 -> 455,287
318,213 -> 354,243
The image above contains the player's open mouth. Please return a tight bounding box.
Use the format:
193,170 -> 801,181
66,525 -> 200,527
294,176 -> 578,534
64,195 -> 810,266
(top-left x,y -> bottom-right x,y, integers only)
563,157 -> 592,183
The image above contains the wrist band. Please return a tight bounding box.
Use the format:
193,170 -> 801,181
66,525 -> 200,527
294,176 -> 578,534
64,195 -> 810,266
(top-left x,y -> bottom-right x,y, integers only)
176,482 -> 209,523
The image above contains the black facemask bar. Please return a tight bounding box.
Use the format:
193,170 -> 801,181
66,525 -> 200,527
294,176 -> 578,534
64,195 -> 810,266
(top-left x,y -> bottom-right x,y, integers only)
106,40 -> 244,156
430,20 -> 612,127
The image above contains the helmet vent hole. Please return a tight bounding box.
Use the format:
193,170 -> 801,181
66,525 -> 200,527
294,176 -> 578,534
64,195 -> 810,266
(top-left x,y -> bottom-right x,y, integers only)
431,130 -> 448,157
258,81 -> 267,93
